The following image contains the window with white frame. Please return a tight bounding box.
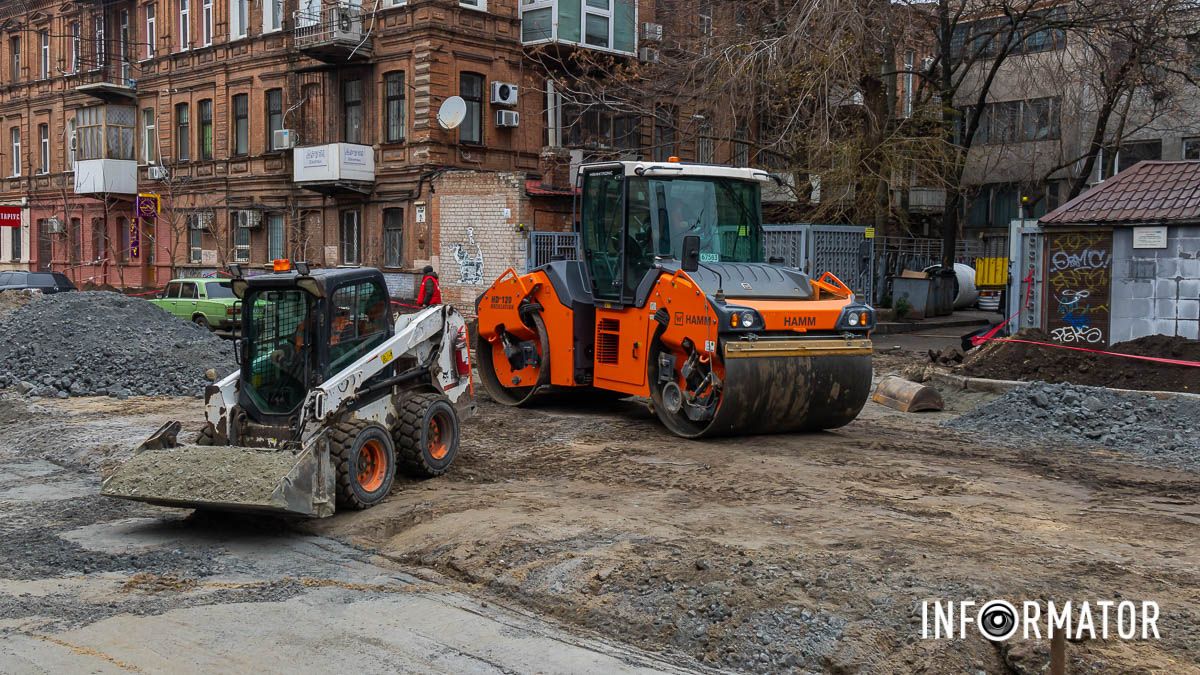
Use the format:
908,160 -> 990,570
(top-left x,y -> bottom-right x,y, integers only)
39,30 -> 49,79
179,0 -> 191,49
201,0 -> 213,46
699,1 -> 712,55
267,213 -> 285,259
69,22 -> 80,72
230,0 -> 248,38
38,123 -> 48,174
232,212 -> 251,262
95,14 -> 105,68
10,127 -> 21,177
584,0 -> 612,49
67,118 -> 76,170
460,0 -> 487,10
188,214 -> 204,263
142,108 -> 157,164
145,4 -> 156,58
9,36 -> 20,82
264,0 -> 283,32
902,50 -> 915,118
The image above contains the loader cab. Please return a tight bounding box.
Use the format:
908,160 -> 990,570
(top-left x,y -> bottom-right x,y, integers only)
579,161 -> 769,304
237,268 -> 392,423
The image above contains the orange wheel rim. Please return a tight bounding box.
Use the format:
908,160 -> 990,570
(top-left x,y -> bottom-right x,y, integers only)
357,439 -> 387,492
428,414 -> 450,460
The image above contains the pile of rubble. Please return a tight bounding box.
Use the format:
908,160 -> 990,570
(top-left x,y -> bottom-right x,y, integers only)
946,381 -> 1200,470
0,291 -> 236,399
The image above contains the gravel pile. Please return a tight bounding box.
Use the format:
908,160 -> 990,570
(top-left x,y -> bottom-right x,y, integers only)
0,291 -> 236,398
946,381 -> 1200,470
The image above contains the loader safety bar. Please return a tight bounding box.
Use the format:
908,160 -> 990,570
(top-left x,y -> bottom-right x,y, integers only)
724,338 -> 873,359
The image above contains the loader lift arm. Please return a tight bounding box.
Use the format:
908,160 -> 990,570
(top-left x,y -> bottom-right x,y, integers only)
302,304 -> 472,426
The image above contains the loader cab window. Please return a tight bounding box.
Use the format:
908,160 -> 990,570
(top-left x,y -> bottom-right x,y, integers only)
243,288 -> 315,415
327,280 -> 391,375
581,170 -> 625,300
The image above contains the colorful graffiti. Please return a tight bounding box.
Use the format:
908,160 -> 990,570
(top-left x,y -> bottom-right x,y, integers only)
1045,232 -> 1112,345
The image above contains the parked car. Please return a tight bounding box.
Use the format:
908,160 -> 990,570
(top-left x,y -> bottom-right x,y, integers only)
0,271 -> 77,294
149,278 -> 242,336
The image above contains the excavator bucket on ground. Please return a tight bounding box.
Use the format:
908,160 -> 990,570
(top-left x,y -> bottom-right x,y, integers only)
475,160 -> 877,438
871,375 -> 945,413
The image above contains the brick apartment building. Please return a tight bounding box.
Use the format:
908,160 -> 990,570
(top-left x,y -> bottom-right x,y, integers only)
0,0 -> 774,308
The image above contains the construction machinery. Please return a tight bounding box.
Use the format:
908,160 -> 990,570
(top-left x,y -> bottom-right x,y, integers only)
102,265 -> 473,517
475,160 -> 875,438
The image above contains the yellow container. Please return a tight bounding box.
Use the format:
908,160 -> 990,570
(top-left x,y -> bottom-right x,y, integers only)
975,257 -> 1008,287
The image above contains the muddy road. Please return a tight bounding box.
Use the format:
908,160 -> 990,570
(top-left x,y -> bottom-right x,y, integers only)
1,366 -> 1198,673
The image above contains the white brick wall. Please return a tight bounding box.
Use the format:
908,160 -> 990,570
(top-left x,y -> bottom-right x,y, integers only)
434,171 -> 531,314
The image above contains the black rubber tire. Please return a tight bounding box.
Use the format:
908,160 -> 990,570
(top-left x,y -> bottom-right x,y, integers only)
193,315 -> 210,330
394,392 -> 460,478
330,420 -> 397,510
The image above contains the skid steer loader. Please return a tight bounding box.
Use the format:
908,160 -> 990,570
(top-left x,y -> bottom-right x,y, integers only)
475,160 -> 875,438
102,264 -> 474,517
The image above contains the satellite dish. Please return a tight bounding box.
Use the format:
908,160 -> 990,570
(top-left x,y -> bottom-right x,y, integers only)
437,96 -> 467,130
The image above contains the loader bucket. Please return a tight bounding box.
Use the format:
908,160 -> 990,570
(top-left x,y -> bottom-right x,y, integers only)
653,339 -> 875,438
871,375 -> 945,413
101,442 -> 336,518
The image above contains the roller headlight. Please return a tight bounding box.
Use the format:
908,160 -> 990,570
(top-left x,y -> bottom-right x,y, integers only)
725,308 -> 761,331
836,304 -> 875,331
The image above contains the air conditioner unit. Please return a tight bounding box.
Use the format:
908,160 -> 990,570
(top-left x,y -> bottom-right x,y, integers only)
332,6 -> 360,39
44,217 -> 64,234
641,22 -> 663,42
68,134 -> 77,152
639,47 -> 660,63
235,209 -> 262,229
491,82 -> 518,106
496,110 -> 520,128
148,165 -> 169,180
273,129 -> 295,150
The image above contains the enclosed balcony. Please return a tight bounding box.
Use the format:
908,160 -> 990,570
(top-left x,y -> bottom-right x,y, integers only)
293,5 -> 372,64
73,105 -> 137,195
521,0 -> 637,55
293,143 -> 375,195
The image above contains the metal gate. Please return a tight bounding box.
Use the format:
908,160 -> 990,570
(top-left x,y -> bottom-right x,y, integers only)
764,224 -> 873,299
528,231 -> 580,270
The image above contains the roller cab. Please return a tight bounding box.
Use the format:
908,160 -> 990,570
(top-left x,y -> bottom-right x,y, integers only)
476,160 -> 874,438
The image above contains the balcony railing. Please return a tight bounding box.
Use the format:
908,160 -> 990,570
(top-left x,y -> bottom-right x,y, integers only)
293,5 -> 372,62
74,64 -> 137,102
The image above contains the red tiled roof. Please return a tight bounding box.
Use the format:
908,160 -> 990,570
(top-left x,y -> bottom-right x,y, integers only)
1041,160 -> 1200,225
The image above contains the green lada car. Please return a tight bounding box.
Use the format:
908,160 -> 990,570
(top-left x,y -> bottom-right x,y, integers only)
150,278 -> 242,336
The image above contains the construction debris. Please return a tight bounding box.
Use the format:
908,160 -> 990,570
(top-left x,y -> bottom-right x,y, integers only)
871,375 -> 945,412
962,329 -> 1200,393
945,381 -> 1200,470
0,291 -> 235,398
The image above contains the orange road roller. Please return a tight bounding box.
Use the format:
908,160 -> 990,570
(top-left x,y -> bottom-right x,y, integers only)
475,160 -> 874,438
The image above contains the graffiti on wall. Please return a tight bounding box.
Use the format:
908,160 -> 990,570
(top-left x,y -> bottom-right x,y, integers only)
453,227 -> 485,285
1045,232 -> 1112,345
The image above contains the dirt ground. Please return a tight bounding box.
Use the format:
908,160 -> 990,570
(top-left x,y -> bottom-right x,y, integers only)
1,347 -> 1199,673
